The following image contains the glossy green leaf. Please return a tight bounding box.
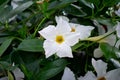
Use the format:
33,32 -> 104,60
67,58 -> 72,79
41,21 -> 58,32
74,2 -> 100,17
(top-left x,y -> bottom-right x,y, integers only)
0,38 -> 14,57
17,39 -> 44,52
86,0 -> 100,7
100,43 -> 118,60
48,0 -> 77,11
0,1 -> 33,22
64,4 -> 87,17
78,0 -> 95,9
37,59 -> 68,80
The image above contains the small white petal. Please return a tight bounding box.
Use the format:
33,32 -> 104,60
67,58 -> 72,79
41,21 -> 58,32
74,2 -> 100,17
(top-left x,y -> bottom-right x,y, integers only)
106,68 -> 120,80
70,23 -> 94,40
55,16 -> 69,23
93,20 -> 106,35
13,67 -> 24,80
38,25 -> 56,40
92,58 -> 107,77
78,71 -> 96,80
65,33 -> 79,46
116,22 -> 120,38
44,40 -> 58,58
61,67 -> 75,80
115,8 -> 120,17
94,47 -> 103,58
115,39 -> 120,48
110,58 -> 120,68
57,43 -> 73,58
104,34 -> 116,46
56,17 -> 71,34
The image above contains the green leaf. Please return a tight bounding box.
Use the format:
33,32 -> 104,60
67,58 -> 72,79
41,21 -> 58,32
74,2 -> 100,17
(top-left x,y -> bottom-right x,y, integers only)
48,0 -> 77,11
8,71 -> 14,80
0,38 -> 14,57
64,4 -> 87,17
38,59 -> 68,80
102,0 -> 120,7
100,43 -> 118,60
0,1 -> 33,22
0,0 -> 9,9
86,0 -> 100,7
17,39 -> 44,52
78,0 -> 95,9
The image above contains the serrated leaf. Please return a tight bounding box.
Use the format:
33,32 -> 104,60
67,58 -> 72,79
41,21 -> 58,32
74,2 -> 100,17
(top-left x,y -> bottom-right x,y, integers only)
17,39 -> 44,52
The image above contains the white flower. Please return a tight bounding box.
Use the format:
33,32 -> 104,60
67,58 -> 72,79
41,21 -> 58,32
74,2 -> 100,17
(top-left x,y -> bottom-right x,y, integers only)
39,16 -> 80,58
69,23 -> 94,40
116,22 -> 120,38
78,58 -> 120,80
0,67 -> 24,80
61,67 -> 76,80
56,16 -> 94,40
115,8 -> 120,17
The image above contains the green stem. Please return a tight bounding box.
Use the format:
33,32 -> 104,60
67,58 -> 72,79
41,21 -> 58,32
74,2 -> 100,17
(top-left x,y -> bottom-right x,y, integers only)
81,30 -> 116,50
33,17 -> 47,37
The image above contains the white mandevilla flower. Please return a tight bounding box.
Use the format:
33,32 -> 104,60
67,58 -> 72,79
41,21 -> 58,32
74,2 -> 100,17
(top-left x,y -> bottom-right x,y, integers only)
39,16 -> 80,58
56,16 -> 94,40
78,58 -> 120,80
61,67 -> 76,80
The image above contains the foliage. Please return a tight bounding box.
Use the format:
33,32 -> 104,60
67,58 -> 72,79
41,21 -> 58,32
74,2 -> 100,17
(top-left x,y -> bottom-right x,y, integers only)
0,0 -> 120,80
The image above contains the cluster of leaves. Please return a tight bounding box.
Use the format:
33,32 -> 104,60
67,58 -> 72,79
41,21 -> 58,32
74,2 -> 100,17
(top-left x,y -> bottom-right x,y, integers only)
0,0 -> 120,80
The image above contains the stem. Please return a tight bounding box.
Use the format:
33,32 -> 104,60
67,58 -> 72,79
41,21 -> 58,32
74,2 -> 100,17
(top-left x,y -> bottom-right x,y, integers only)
81,30 -> 116,50
33,17 -> 47,37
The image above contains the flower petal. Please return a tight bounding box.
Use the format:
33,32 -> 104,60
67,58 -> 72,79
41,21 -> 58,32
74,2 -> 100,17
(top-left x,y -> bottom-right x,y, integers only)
115,8 -> 120,17
61,67 -> 75,80
12,67 -> 24,80
104,34 -> 116,47
115,39 -> 120,48
43,40 -> 58,58
93,47 -> 103,58
38,25 -> 56,40
55,16 -> 69,23
78,71 -> 96,80
116,22 -> 120,38
92,58 -> 107,77
110,58 -> 120,68
65,33 -> 79,46
57,43 -> 73,58
105,68 -> 120,80
56,17 -> 71,34
70,23 -> 94,40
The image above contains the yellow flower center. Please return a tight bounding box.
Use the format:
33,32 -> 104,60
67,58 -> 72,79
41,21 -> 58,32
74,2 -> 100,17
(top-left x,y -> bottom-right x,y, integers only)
97,77 -> 106,80
56,35 -> 64,44
71,27 -> 76,32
